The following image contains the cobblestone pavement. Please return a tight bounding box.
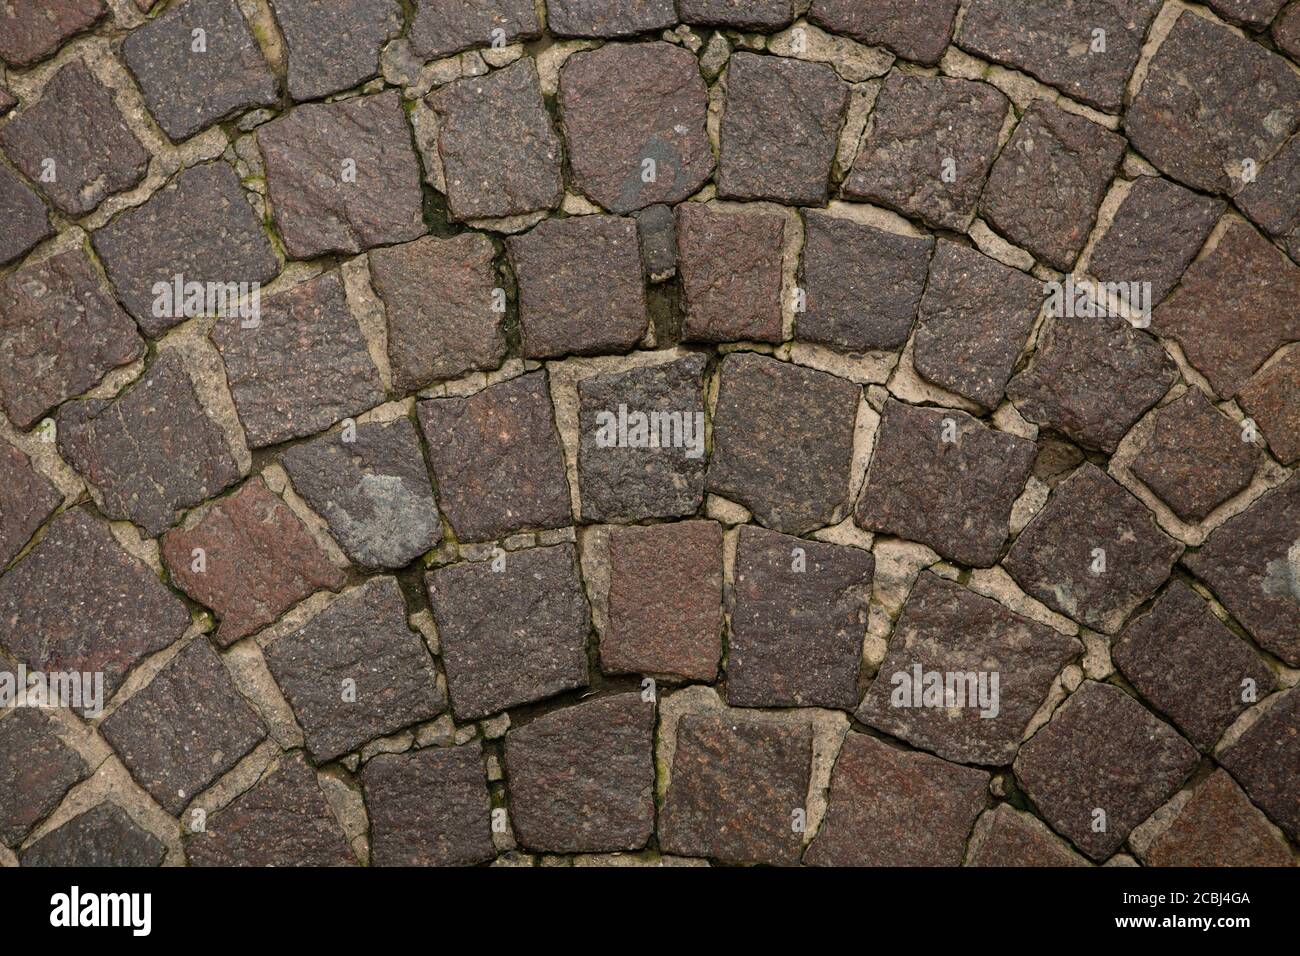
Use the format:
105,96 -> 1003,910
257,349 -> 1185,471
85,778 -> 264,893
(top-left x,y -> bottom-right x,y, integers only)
0,0 -> 1297,868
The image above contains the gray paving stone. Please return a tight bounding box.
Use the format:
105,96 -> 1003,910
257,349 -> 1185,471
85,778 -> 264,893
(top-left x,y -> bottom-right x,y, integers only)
20,803 -> 166,867
269,0 -> 402,101
679,0 -> 793,30
0,709 -> 89,848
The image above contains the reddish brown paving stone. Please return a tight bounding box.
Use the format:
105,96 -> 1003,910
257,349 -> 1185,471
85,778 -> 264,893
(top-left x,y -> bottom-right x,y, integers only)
603,521 -> 723,681
727,526 -> 872,710
806,732 -> 989,867
415,372 -> 571,542
257,91 -> 425,259
1125,11 -> 1300,195
269,0 -> 402,102
1014,681 -> 1198,860
0,246 -> 144,430
547,0 -> 677,37
0,62 -> 149,218
362,742 -> 494,867
1236,132 -> 1300,258
0,509 -> 190,703
100,639 -> 267,815
0,0 -> 106,68
966,804 -> 1089,867
1113,582 -> 1275,752
981,101 -> 1126,271
1139,770 -> 1293,867
425,544 -> 590,721
57,351 -> 241,536
160,477 -> 345,646
0,709 -> 89,848
263,576 -> 444,762
1004,463 -> 1183,634
186,752 -> 356,866
428,59 -> 563,222
717,53 -> 848,206
660,710 -> 811,865
807,0 -> 959,65
210,270 -> 385,449
843,74 -> 1009,232
913,240 -> 1042,410
707,353 -> 860,535
1275,1 -> 1300,60
1217,688 -> 1300,842
505,693 -> 656,853
676,203 -> 785,344
122,0 -> 278,142
408,0 -> 540,59
1237,345 -> 1300,465
856,400 -> 1036,568
858,573 -> 1080,765
1183,473 -> 1300,667
0,166 -> 52,265
20,802 -> 166,867
508,215 -> 647,359
799,211 -> 933,353
1205,0 -> 1287,27
0,443 -> 61,570
559,42 -> 714,213
679,0 -> 793,30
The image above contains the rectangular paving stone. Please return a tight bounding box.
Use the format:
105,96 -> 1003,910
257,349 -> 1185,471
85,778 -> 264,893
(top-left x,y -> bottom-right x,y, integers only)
0,0 -> 106,68
679,0 -> 793,30
676,203 -> 785,344
603,521 -> 723,681
269,0 -> 402,101
210,269 -> 385,449
425,544 -> 591,721
1138,769 -> 1292,867
577,354 -> 709,522
547,0 -> 677,37
1237,344 -> 1299,465
966,804 -> 1089,867
808,0 -> 960,65
408,0 -> 540,59
416,372 -> 571,542
0,443 -> 61,570
100,638 -> 267,815
263,576 -> 445,762
727,526 -> 873,710
160,476 -> 345,646
0,708 -> 89,848
362,741 -> 494,866
122,0 -> 278,141
0,165 -> 53,265
707,353 -> 860,535
504,693 -> 656,853
1217,688 -> 1299,842
20,802 -> 166,867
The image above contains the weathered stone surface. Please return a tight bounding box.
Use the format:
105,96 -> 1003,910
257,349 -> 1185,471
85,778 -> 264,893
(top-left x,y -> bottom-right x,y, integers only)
559,42 -> 714,213
1276,2 -> 1300,61
0,85 -> 13,115
0,709 -> 88,848
0,0 -> 105,68
679,0 -> 793,30
1238,345 -> 1300,465
270,0 -> 402,101
677,203 -> 785,344
0,166 -> 52,265
1130,389 -> 1258,523
718,53 -> 848,205
806,732 -> 988,866
603,521 -> 723,681
100,638 -> 267,815
122,0 -> 278,141
1217,688 -> 1300,841
1236,131 -> 1300,254
1140,769 -> 1292,867
211,270 -> 385,449
187,752 -> 355,866
913,241 -> 1041,409
981,102 -> 1126,271
508,215 -> 647,359
362,742 -> 494,866
547,0 -> 677,37
428,60 -> 563,221
1005,464 -> 1183,634
727,526 -> 872,709
91,160 -> 279,337
799,211 -> 933,352
1114,582 -> 1275,751
856,400 -> 1035,568
660,710 -> 811,865
1007,315 -> 1177,454
1152,219 -> 1300,398
161,477 -> 345,645
505,693 -> 656,853
635,204 -> 676,280
20,802 -> 166,867
1014,681 -> 1197,860
1126,12 -> 1300,195
258,91 -> 425,258
0,509 -> 189,701
957,0 -> 1161,112
369,234 -> 505,392
425,544 -> 590,720
408,0 -> 540,59
1205,0 -> 1287,28
416,372 -> 571,542
859,573 -> 1079,764
263,576 -> 444,762
707,353 -> 860,535
1088,177 -> 1224,304
1183,473 -> 1300,666
280,418 -> 441,569
843,74 -> 1008,232
967,804 -> 1088,867
0,62 -> 148,217
58,351 -> 241,536
0,246 -> 144,429
577,354 -> 708,522
808,0 -> 959,64
0,443 -> 61,570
